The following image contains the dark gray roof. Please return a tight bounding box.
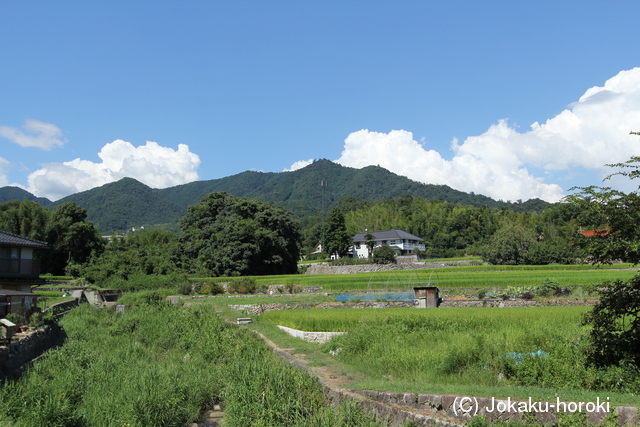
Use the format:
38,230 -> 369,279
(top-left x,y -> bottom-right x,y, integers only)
0,289 -> 37,296
0,231 -> 49,249
352,228 -> 423,242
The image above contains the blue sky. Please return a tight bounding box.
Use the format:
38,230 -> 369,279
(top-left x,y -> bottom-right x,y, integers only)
1,1 -> 640,202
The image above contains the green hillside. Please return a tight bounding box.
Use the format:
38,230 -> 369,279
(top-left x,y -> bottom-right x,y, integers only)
0,160 -> 549,233
49,178 -> 184,233
0,186 -> 51,206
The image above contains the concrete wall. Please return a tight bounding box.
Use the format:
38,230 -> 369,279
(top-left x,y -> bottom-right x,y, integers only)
276,325 -> 346,344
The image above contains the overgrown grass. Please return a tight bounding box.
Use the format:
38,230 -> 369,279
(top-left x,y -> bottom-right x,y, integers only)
0,296 -> 391,426
259,307 -> 640,406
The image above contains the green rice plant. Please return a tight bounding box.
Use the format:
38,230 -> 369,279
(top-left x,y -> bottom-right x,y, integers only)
260,306 -> 638,394
242,265 -> 637,291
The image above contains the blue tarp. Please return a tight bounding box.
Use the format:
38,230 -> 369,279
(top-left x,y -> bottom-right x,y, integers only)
336,293 -> 415,302
504,350 -> 548,365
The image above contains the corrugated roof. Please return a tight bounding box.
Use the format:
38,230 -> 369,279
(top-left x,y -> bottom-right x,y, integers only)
0,231 -> 49,249
353,228 -> 424,242
579,229 -> 611,238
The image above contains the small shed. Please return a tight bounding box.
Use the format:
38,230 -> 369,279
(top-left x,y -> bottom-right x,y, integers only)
413,286 -> 440,308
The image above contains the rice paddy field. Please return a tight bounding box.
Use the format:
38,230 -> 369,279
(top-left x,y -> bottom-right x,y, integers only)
219,264 -> 639,291
257,306 -> 640,405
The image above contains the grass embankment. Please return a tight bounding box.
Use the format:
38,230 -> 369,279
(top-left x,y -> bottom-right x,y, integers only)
0,300 -> 387,427
32,290 -> 76,311
256,307 -> 640,407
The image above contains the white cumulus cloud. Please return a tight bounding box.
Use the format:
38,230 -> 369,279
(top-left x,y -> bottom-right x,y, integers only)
0,158 -> 11,187
26,140 -> 201,200
0,119 -> 66,150
329,67 -> 640,203
284,159 -> 314,172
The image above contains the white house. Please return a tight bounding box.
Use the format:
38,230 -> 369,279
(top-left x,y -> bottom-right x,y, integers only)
351,228 -> 425,258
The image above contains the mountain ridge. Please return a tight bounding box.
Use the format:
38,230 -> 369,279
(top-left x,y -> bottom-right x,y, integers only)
0,160 -> 549,233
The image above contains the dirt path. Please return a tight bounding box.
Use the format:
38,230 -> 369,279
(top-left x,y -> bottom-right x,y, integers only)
249,328 -> 464,426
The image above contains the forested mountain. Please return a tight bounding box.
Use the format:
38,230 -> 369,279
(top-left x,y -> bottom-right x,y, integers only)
49,178 -> 185,233
0,160 -> 549,233
0,186 -> 51,206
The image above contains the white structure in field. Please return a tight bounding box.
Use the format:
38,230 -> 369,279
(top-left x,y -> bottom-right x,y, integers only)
351,228 -> 425,258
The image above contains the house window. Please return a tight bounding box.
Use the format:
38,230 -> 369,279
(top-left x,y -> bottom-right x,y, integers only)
356,243 -> 361,249
0,246 -> 20,274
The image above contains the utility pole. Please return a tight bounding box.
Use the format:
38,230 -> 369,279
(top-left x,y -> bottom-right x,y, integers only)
320,180 -> 327,254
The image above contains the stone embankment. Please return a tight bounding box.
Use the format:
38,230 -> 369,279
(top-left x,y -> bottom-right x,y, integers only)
305,262 -> 448,275
348,390 -> 638,426
440,296 -> 599,308
228,301 -> 412,316
0,324 -> 67,381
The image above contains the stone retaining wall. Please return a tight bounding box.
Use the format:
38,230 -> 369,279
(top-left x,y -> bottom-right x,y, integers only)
45,298 -> 80,314
440,297 -> 599,308
228,301 -> 412,316
305,262 -> 447,275
350,390 -> 638,426
0,324 -> 67,381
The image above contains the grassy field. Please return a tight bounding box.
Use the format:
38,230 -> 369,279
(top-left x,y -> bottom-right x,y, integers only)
209,264 -> 640,291
0,301 -> 389,427
254,306 -> 640,407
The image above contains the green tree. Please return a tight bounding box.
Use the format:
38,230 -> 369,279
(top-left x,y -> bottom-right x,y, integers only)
80,229 -> 182,288
179,192 -> 301,276
364,232 -> 376,258
478,223 -> 537,265
0,200 -> 50,241
582,274 -> 640,368
567,152 -> 640,369
0,200 -> 104,275
45,202 -> 104,274
323,207 -> 351,258
372,244 -> 397,264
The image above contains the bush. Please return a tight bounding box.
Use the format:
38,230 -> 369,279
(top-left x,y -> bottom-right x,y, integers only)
177,282 -> 192,295
478,289 -> 487,300
200,283 -> 224,295
538,278 -> 561,297
228,277 -> 263,294
372,244 -> 397,264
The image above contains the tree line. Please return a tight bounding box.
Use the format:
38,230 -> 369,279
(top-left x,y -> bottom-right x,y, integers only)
0,163 -> 636,285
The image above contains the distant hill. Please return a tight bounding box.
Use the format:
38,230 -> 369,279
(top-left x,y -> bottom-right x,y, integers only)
0,186 -> 51,206
0,160 -> 549,233
49,178 -> 185,233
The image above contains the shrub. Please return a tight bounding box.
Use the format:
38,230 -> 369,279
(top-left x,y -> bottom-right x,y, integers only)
228,277 -> 261,294
478,289 -> 487,300
177,282 -> 192,295
538,278 -> 561,297
372,244 -> 397,264
200,283 -> 224,295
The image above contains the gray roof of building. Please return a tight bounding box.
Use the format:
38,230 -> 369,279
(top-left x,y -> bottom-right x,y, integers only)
0,289 -> 37,297
0,231 -> 49,249
352,228 -> 424,242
